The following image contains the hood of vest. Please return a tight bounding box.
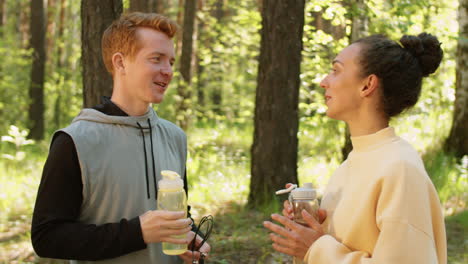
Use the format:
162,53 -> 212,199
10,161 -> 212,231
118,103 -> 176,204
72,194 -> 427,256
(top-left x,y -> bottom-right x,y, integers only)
72,107 -> 159,129
72,107 -> 160,200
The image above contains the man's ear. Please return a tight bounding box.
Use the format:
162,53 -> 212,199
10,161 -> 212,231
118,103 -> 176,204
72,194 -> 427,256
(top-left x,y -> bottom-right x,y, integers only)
112,52 -> 125,74
361,74 -> 379,97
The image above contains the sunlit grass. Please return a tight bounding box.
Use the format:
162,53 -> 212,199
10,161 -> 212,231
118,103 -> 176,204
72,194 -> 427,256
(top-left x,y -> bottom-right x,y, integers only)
445,210 -> 468,264
0,162 -> 41,263
0,163 -> 40,226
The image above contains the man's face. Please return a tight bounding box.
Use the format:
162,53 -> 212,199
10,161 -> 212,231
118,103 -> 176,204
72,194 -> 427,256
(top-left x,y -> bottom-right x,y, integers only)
122,27 -> 175,105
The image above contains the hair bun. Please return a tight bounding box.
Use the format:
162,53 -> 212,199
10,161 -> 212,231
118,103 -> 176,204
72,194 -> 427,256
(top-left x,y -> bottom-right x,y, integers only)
400,33 -> 443,77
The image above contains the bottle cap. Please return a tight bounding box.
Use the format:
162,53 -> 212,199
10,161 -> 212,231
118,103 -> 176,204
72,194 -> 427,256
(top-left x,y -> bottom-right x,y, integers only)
275,184 -> 297,195
158,170 -> 184,190
290,182 -> 316,199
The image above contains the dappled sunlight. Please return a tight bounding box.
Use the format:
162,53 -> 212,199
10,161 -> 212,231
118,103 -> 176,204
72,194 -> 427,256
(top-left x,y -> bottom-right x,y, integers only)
0,167 -> 40,225
392,110 -> 452,153
298,156 -> 339,196
188,170 -> 250,218
201,200 -> 294,263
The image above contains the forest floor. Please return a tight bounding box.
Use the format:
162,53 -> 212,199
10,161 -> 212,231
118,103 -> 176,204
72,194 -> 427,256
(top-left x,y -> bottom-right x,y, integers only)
0,202 -> 466,264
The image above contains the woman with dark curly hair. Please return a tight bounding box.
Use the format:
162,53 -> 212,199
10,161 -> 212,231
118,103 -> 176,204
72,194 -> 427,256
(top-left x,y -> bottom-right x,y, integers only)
264,33 -> 446,264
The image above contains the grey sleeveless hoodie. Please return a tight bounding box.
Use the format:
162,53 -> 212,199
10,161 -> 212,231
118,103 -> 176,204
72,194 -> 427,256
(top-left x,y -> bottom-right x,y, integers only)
61,107 -> 186,264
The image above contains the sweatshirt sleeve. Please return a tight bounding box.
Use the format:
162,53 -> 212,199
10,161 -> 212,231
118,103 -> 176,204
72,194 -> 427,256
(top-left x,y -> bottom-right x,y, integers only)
304,160 -> 445,264
305,221 -> 438,264
31,132 -> 147,260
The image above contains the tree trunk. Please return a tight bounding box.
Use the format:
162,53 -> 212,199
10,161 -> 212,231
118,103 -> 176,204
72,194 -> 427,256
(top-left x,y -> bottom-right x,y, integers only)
194,0 -> 205,108
195,15 -> 205,107
176,0 -> 196,130
148,0 -> 161,12
201,0 -> 226,115
310,8 -> 345,41
445,0 -> 468,158
81,0 -> 123,108
248,0 -> 305,208
0,0 -> 4,75
210,0 -> 224,114
129,0 -> 148,12
53,0 -> 66,128
28,0 -> 47,140
175,0 -> 184,57
341,0 -> 368,161
46,0 -> 57,74
211,0 -> 225,115
19,0 -> 30,48
349,0 -> 368,42
195,53 -> 204,106
0,0 -> 5,32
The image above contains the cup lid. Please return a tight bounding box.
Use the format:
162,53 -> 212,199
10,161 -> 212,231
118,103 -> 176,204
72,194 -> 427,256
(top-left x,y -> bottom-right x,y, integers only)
158,170 -> 184,190
291,182 -> 316,199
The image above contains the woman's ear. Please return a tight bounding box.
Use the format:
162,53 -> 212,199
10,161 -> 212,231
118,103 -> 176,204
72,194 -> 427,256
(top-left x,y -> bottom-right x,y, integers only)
112,52 -> 125,75
361,74 -> 379,97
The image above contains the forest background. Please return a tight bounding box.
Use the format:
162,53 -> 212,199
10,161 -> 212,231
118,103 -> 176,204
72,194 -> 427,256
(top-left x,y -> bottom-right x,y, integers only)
0,0 -> 466,263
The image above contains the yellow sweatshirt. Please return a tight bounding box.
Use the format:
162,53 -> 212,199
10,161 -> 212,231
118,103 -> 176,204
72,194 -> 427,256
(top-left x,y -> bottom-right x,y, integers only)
305,127 -> 446,264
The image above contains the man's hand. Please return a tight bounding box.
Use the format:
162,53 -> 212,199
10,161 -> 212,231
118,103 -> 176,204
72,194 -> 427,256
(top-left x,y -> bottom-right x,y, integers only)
139,210 -> 193,244
178,232 -> 211,263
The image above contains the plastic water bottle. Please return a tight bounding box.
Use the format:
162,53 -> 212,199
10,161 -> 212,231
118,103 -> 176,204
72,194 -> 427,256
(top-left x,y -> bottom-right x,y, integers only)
276,183 -> 319,264
157,170 -> 187,255
290,183 -> 319,225
291,183 -> 319,264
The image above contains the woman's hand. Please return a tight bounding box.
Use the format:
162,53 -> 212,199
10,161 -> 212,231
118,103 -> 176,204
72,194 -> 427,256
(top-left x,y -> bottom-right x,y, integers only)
281,183 -> 327,223
264,208 -> 326,260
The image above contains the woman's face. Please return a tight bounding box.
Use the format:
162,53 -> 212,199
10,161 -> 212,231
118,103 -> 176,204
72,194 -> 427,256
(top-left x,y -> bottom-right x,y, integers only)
320,43 -> 368,122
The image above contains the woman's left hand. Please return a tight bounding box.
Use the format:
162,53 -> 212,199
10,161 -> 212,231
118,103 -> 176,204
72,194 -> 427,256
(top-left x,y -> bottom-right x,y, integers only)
263,209 -> 325,260
179,232 -> 211,263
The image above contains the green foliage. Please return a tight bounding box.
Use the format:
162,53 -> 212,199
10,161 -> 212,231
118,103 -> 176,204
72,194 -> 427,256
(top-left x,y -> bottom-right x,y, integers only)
425,152 -> 467,213
0,42 -> 32,136
0,0 -> 82,136
1,125 -> 34,168
43,0 -> 83,133
0,127 -> 44,227
122,0 -> 129,10
186,124 -> 252,217
157,0 -> 260,127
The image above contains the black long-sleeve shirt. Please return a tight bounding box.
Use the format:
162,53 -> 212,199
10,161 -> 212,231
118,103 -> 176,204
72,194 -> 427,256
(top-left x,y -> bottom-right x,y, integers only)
31,97 -> 191,260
